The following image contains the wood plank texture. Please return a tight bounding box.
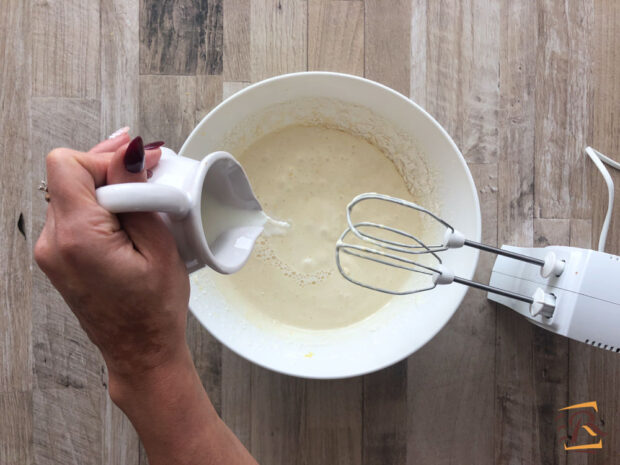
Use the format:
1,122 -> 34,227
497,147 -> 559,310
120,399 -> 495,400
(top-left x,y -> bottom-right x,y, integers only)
2,0 -> 620,464
301,379 -> 363,465
1,0 -> 33,398
140,0 -> 223,75
250,0 -> 308,81
534,0 -> 593,219
33,388 -> 104,465
138,75 -> 197,151
196,74 -> 224,122
103,396 -> 140,465
568,4 -> 620,465
250,369 -> 305,464
409,0 -> 427,105
365,0 -> 411,95
308,0 -> 364,76
495,1 -> 538,464
101,0 -> 140,136
32,0 -> 100,98
424,0 -> 500,164
0,391 -> 32,465
223,0 -> 251,80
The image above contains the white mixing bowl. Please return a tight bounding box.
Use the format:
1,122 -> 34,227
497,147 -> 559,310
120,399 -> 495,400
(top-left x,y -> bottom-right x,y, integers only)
180,72 -> 481,379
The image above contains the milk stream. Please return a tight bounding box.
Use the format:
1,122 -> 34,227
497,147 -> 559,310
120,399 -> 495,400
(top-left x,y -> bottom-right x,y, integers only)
201,192 -> 290,248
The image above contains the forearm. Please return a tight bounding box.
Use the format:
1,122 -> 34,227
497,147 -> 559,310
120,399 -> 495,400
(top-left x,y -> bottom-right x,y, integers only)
108,344 -> 257,465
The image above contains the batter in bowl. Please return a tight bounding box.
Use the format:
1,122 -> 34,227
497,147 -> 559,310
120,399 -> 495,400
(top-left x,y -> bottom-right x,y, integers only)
214,124 -> 429,330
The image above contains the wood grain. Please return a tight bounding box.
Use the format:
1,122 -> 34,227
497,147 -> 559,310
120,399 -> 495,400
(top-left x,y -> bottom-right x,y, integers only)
363,363 -> 407,465
1,0 -> 32,396
103,396 -> 140,465
308,0 -> 364,76
0,0 -> 32,457
425,0 -> 500,164
223,0 -> 251,80
568,4 -> 620,465
0,391 -> 32,465
198,0 -> 224,75
591,0 -> 620,255
409,0 -> 427,106
223,81 -> 252,99
365,0 -> 411,95
495,1 -> 538,463
534,0 -> 593,219
33,388 -> 104,465
250,368 -> 305,465
138,75 -> 197,151
196,74 -> 224,122
250,0 -> 308,81
101,0 -> 140,136
32,0 -> 100,98
569,219 -> 592,250
301,379 -> 362,465
140,0 -> 223,75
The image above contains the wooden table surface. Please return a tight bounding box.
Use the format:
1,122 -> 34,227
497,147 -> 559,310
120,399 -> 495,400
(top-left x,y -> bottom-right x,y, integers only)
2,0 -> 619,464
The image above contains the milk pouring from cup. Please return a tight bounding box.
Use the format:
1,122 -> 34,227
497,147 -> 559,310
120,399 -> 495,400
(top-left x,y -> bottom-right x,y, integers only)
96,147 -> 285,274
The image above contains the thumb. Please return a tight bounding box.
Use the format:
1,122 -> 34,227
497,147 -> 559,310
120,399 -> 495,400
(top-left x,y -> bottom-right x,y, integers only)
107,137 -> 177,259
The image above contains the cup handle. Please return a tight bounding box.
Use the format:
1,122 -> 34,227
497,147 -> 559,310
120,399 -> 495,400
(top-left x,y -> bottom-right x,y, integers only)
95,183 -> 192,218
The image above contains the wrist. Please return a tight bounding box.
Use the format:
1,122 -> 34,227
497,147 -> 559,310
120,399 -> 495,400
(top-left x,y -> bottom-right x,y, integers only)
107,343 -> 194,408
107,343 -> 223,464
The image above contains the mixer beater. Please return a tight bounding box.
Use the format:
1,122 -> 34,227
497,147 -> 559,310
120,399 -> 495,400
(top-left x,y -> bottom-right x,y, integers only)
335,193 -> 562,317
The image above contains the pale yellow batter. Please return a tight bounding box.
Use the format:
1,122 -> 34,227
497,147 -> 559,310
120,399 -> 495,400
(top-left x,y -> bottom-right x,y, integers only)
214,125 -> 425,330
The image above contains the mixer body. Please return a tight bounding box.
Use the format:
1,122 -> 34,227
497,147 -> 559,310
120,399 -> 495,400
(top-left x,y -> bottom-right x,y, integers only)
489,245 -> 620,353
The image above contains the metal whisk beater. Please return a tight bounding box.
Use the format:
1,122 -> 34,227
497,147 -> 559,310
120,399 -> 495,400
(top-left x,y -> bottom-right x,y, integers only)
335,193 -> 565,317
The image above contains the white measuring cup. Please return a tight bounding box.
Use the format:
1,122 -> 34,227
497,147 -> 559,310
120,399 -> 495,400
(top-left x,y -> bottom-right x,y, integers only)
95,147 -> 263,274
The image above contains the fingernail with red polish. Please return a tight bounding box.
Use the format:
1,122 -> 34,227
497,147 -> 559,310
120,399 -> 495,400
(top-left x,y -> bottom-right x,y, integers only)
144,140 -> 165,150
124,136 -> 145,173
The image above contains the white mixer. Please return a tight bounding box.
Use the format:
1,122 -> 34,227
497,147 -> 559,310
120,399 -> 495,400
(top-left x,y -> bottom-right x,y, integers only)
337,147 -> 620,353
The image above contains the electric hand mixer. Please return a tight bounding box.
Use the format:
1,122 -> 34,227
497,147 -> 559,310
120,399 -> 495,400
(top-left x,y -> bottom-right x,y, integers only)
336,147 -> 620,353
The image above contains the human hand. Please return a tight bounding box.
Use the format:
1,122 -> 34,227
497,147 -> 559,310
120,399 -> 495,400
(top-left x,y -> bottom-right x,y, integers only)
34,131 -> 190,388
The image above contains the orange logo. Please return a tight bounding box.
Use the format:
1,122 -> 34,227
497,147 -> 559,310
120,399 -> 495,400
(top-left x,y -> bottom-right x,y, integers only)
557,401 -> 606,451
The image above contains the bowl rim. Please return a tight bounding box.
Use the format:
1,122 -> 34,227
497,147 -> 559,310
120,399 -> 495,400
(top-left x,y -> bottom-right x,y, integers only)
181,71 -> 482,379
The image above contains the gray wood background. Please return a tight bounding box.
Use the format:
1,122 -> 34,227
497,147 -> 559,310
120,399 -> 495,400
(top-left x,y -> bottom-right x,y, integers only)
1,0 -> 619,464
